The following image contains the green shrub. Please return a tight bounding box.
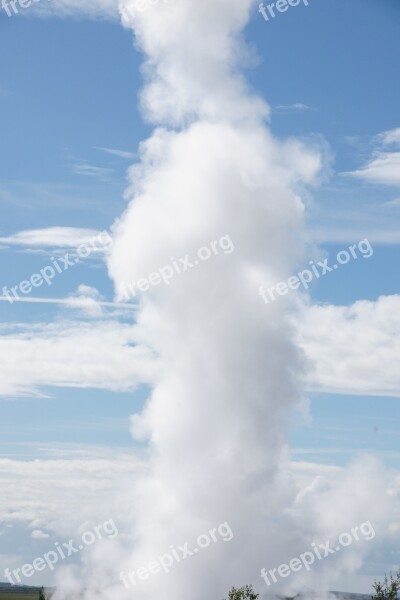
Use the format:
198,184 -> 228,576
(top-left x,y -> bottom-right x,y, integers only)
372,571 -> 400,600
223,585 -> 259,600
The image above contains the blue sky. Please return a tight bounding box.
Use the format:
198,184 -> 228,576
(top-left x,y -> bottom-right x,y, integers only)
0,0 -> 399,593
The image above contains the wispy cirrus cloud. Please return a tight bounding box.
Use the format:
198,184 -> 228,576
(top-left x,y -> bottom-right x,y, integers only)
0,293 -> 135,313
378,127 -> 400,147
274,103 -> 318,112
383,198 -> 400,207
0,180 -> 122,212
94,146 -> 136,159
71,162 -> 113,180
346,152 -> 400,186
0,227 -> 103,249
23,0 -> 119,21
344,127 -> 400,186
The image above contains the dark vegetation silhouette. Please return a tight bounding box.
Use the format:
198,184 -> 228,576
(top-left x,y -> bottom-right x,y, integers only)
372,571 -> 400,600
38,588 -> 46,600
223,585 -> 259,600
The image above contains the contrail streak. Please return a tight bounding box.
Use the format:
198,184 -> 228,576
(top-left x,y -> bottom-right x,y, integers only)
0,296 -> 136,309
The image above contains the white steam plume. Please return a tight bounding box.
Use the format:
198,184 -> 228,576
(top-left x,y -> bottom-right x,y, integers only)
107,1 -> 318,595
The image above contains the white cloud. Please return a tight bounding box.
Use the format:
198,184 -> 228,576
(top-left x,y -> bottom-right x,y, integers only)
0,227 -> 108,249
345,128 -> 400,186
274,103 -> 317,112
297,295 -> 400,397
0,448 -> 144,535
0,319 -> 156,397
71,163 -> 113,180
379,127 -> 400,147
0,294 -> 136,315
26,0 -> 119,21
384,198 -> 400,207
94,147 -> 136,159
0,446 -> 145,587
30,529 -> 50,539
347,152 -> 400,186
